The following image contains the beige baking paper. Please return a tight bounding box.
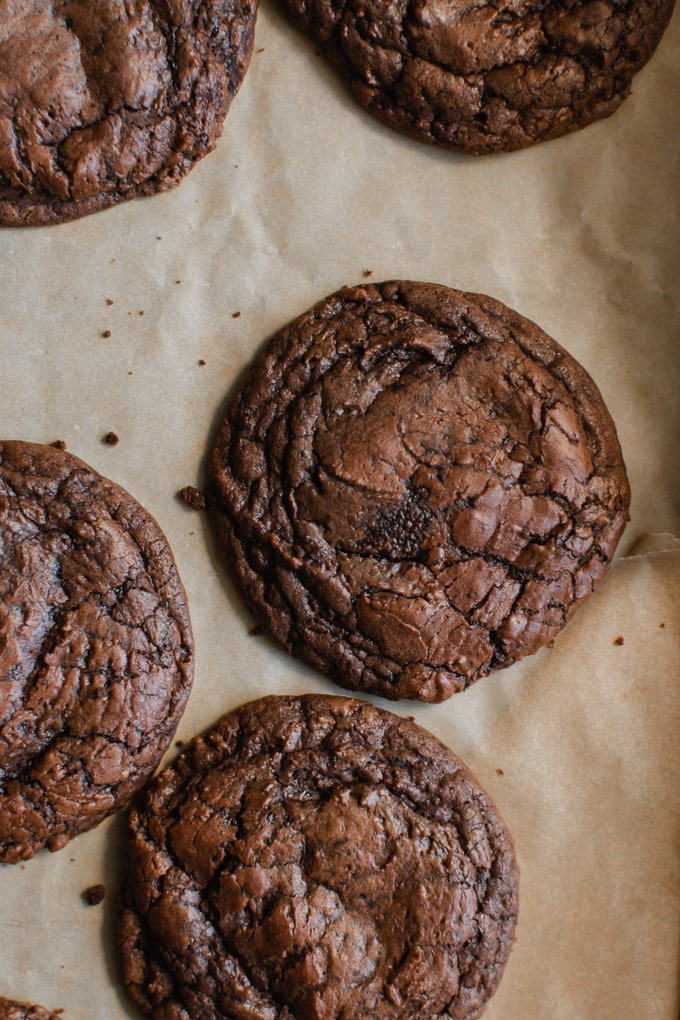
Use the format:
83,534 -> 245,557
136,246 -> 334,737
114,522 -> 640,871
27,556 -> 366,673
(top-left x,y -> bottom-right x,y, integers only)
0,4 -> 678,1018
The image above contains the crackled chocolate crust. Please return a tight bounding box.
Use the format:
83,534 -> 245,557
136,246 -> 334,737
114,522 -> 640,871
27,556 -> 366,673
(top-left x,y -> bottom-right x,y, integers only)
278,0 -> 676,153
210,281 -> 630,702
0,996 -> 62,1019
0,441 -> 193,862
120,694 -> 519,1020
0,0 -> 258,226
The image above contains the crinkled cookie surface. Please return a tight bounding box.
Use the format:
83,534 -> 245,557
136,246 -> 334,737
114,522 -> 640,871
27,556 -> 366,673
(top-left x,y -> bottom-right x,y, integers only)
210,281 -> 630,702
0,997 -> 62,1020
0,0 -> 258,224
0,441 -> 193,861
120,694 -> 519,1020
278,0 -> 676,152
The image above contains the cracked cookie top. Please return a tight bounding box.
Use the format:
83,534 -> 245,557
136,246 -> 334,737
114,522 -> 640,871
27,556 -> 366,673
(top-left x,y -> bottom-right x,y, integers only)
0,0 -> 258,225
210,281 -> 630,702
0,996 -> 63,1020
277,0 -> 676,153
0,441 -> 193,862
120,693 -> 519,1020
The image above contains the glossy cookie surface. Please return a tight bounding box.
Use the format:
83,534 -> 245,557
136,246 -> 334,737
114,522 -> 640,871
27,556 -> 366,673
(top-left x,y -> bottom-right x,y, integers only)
278,0 -> 676,152
0,0 -> 258,224
0,440 -> 193,861
120,694 -> 519,1019
210,281 -> 630,702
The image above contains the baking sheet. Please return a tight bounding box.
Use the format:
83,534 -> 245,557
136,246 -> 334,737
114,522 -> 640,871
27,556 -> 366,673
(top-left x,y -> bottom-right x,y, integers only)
0,3 -> 679,1017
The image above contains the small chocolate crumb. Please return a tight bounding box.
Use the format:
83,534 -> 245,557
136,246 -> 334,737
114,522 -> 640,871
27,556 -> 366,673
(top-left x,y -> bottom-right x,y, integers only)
613,635 -> 624,646
198,359 -> 206,366
104,431 -> 120,446
156,236 -> 162,240
51,440 -> 67,451
178,485 -> 205,510
248,626 -> 263,637
106,298 -> 114,306
176,739 -> 185,748
256,47 -> 265,52
84,883 -> 106,906
139,310 -> 145,316
232,311 -> 241,318
176,280 -> 181,285
363,269 -> 373,278
660,622 -> 665,629
102,329 -> 112,338
128,371 -> 133,376
496,768 -> 504,775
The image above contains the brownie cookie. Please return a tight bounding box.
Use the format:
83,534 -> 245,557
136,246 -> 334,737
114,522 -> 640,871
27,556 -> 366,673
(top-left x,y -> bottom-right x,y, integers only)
277,0 -> 676,153
210,281 -> 630,702
0,441 -> 193,862
0,0 -> 258,226
120,693 -> 519,1019
0,997 -> 61,1020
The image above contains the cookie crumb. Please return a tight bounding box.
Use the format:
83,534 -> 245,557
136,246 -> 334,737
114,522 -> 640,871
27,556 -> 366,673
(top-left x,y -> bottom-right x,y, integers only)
660,622 -> 665,628
198,359 -> 206,366
138,310 -> 145,317
248,626 -> 263,637
363,269 -> 373,278
178,485 -> 205,510
547,638 -> 556,649
232,311 -> 241,318
496,767 -> 504,775
176,280 -> 182,285
83,883 -> 106,906
256,47 -> 265,52
103,431 -> 120,446
175,739 -> 184,748
613,635 -> 624,646
51,440 -> 67,451
106,298 -> 114,306
102,329 -> 112,339
156,236 -> 162,240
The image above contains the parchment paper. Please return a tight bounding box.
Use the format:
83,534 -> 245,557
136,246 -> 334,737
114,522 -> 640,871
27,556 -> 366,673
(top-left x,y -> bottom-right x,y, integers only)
0,3 -> 678,1017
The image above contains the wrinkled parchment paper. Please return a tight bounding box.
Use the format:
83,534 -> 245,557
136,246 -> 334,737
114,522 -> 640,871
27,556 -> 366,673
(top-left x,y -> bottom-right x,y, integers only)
0,4 -> 678,1017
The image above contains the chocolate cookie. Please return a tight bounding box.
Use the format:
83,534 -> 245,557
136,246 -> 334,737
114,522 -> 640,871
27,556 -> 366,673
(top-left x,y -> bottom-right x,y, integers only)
0,0 -> 258,226
0,441 -> 193,862
0,997 -> 61,1020
210,281 -> 630,702
278,0 -> 676,153
120,693 -> 519,1019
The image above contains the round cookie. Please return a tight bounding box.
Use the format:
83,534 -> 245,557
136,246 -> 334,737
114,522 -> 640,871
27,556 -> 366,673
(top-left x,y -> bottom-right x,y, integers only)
210,281 -> 630,702
0,441 -> 193,862
0,0 -> 258,226
0,997 -> 62,1020
277,0 -> 676,153
120,693 -> 519,1020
